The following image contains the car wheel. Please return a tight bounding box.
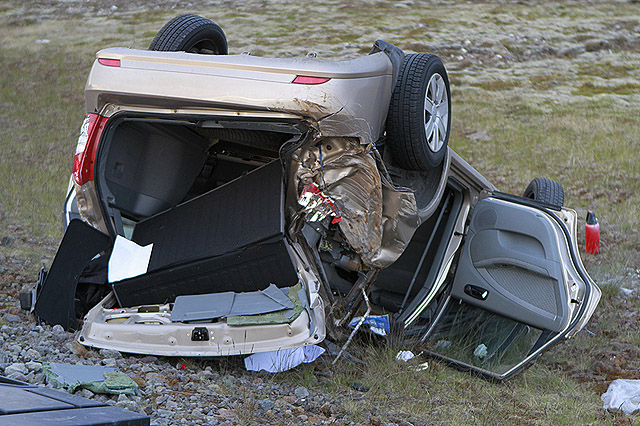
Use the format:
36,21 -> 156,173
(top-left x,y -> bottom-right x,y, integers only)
149,14 -> 228,55
386,53 -> 451,170
523,177 -> 564,208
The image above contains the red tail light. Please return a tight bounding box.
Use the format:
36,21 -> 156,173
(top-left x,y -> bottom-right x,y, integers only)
73,114 -> 108,186
98,58 -> 121,67
292,75 -> 331,85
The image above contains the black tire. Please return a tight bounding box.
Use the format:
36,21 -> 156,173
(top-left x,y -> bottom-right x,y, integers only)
523,177 -> 564,208
386,53 -> 451,170
149,14 -> 228,55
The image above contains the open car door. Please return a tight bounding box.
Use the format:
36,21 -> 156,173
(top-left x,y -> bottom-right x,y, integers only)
421,194 -> 600,380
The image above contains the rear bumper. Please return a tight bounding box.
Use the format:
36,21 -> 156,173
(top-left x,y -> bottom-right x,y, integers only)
78,290 -> 326,357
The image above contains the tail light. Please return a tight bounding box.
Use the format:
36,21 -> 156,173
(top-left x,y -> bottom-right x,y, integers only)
292,75 -> 331,85
73,113 -> 108,186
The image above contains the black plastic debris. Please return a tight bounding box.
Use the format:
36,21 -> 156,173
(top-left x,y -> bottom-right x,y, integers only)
33,220 -> 112,331
0,376 -> 149,426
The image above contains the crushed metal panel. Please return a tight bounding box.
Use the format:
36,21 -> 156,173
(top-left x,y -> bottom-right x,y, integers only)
292,137 -> 418,268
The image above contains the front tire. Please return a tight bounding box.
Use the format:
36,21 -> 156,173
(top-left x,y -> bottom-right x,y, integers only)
149,14 -> 228,55
386,53 -> 451,170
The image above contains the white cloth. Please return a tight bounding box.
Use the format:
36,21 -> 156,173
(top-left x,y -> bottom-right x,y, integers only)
244,345 -> 325,373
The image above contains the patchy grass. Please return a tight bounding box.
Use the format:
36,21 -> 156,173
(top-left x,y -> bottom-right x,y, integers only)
576,62 -> 634,79
574,82 -> 640,96
472,80 -> 522,90
1,1 -> 640,424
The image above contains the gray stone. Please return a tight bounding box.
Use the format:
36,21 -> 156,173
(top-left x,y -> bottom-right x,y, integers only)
294,386 -> 309,399
7,372 -> 28,382
34,373 -> 46,385
25,348 -> 41,360
52,324 -> 65,336
5,362 -> 28,375
100,348 -> 123,359
5,314 -> 20,323
78,389 -> 95,399
102,358 -> 117,368
25,361 -> 42,372
259,398 -> 275,411
116,400 -> 139,412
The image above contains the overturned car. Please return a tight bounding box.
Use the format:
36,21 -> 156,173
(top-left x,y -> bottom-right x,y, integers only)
35,15 -> 600,380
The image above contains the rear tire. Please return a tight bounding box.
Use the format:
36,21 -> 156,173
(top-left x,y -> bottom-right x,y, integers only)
386,53 -> 451,170
149,14 -> 228,55
523,177 -> 564,208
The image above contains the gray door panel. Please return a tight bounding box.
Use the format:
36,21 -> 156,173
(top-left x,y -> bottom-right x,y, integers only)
451,198 -> 569,332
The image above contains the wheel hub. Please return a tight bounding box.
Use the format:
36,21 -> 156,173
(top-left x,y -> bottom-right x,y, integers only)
424,73 -> 449,153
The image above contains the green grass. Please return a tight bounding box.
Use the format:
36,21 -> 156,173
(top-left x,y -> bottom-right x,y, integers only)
1,1 -> 640,424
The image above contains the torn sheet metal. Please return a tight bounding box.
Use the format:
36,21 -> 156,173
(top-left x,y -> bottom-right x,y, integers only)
292,137 -> 417,268
108,235 -> 153,283
374,173 -> 420,266
244,344 -> 325,373
43,363 -> 138,395
170,283 -> 294,322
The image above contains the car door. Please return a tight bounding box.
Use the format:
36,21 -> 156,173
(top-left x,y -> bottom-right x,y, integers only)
421,194 -> 600,380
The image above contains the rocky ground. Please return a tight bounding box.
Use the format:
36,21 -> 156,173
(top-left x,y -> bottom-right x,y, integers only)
0,226 -> 418,426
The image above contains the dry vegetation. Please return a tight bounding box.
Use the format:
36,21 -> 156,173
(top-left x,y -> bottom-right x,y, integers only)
1,1 -> 639,424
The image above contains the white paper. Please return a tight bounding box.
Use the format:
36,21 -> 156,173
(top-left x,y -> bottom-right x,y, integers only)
602,379 -> 640,414
108,235 -> 153,283
244,345 -> 325,373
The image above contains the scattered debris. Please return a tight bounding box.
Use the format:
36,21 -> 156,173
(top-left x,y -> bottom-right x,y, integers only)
297,183 -> 342,224
396,351 -> 416,362
601,379 -> 640,414
474,343 -> 488,359
43,362 -> 138,395
348,314 -> 390,336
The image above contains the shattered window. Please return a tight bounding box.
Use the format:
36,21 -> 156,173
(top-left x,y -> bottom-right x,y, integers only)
424,300 -> 544,375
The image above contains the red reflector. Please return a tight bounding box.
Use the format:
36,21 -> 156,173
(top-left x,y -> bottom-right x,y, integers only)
73,114 -> 108,186
292,75 -> 331,85
98,58 -> 121,67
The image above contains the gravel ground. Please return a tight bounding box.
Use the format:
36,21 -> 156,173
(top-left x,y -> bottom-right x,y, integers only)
0,231 -> 418,426
0,310 -> 384,426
